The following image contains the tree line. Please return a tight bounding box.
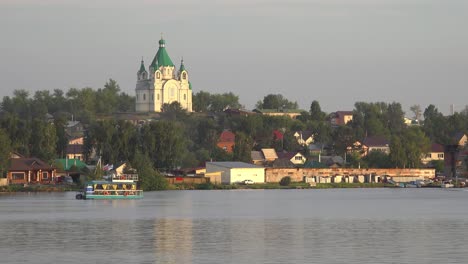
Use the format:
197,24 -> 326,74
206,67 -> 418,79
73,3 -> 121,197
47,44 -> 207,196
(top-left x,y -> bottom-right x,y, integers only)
1,80 -> 467,180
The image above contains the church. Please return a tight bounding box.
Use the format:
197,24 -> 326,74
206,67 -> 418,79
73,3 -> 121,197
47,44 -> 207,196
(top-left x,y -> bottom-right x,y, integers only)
135,37 -> 193,112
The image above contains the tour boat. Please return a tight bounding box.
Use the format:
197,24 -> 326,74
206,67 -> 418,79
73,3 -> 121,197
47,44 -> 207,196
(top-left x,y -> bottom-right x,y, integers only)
76,174 -> 143,200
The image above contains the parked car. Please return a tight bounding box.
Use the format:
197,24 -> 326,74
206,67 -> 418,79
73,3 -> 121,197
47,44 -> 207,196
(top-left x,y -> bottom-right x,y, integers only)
243,179 -> 254,185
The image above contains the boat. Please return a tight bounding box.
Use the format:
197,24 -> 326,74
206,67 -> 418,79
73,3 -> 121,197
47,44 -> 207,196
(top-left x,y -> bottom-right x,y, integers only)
76,174 -> 143,200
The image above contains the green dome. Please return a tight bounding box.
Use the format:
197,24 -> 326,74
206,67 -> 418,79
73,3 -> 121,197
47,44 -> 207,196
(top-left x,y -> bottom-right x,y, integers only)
150,37 -> 174,69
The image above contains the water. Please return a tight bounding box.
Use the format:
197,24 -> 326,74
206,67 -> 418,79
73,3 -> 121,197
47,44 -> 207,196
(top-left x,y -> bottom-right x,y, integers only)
1,188 -> 468,263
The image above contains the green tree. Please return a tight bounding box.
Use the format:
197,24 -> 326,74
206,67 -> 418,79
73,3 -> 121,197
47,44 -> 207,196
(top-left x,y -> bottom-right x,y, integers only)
232,132 -> 253,162
131,151 -> 168,191
256,94 -> 298,110
0,129 -> 12,177
309,100 -> 326,121
389,136 -> 407,168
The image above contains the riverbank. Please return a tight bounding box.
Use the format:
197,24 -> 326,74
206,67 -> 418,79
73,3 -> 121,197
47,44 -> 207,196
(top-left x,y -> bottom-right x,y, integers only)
170,182 -> 397,190
0,184 -> 79,193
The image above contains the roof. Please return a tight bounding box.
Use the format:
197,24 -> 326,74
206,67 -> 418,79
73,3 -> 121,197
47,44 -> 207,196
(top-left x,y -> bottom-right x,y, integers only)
362,136 -> 390,147
206,161 -> 263,169
55,159 -> 87,171
66,144 -> 83,154
218,130 -> 235,142
272,159 -> 294,168
296,130 -> 314,140
320,156 -> 345,166
251,151 -> 264,161
335,111 -> 354,116
66,121 -> 81,128
303,160 -> 327,168
431,143 -> 444,152
272,130 -> 284,140
150,37 -> 175,69
138,59 -> 147,74
261,148 -> 278,160
179,59 -> 186,72
9,158 -> 53,171
277,152 -> 300,160
254,109 -> 304,114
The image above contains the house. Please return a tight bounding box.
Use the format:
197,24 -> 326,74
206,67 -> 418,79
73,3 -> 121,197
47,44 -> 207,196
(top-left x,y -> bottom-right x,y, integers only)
253,109 -> 303,119
421,143 -> 445,165
261,148 -> 278,162
330,111 -> 353,126
452,132 -> 467,147
7,158 -> 56,185
320,155 -> 345,167
66,144 -> 84,161
206,161 -> 265,184
349,136 -> 390,156
293,131 -> 315,146
54,158 -> 88,181
65,121 -> 84,138
276,151 -> 306,166
251,151 -> 265,165
217,130 -> 235,153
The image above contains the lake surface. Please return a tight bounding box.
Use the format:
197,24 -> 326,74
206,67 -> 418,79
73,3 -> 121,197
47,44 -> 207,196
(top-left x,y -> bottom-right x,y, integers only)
1,188 -> 468,264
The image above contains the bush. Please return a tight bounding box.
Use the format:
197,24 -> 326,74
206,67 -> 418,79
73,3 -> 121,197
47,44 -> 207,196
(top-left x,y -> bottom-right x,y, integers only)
279,176 -> 291,186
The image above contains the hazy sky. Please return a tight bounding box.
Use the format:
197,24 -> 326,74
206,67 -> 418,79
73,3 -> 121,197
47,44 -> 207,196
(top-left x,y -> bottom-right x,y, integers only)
1,0 -> 467,115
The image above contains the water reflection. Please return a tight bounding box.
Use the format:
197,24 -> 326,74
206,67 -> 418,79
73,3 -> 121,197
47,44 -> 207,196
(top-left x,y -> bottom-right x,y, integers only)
1,190 -> 468,263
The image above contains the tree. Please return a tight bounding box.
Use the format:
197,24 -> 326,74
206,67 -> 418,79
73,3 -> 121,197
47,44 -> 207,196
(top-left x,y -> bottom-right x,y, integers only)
389,136 -> 407,168
256,94 -> 298,110
0,129 -> 12,177
279,176 -> 291,186
131,151 -> 168,191
401,127 -> 431,168
232,132 -> 253,162
309,100 -> 326,121
410,104 -> 422,122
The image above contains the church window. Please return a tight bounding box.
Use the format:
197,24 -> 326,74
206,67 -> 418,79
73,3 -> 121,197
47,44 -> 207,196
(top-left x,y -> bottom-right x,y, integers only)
143,94 -> 146,101
182,72 -> 187,80
156,72 -> 160,79
184,94 -> 186,100
157,94 -> 160,100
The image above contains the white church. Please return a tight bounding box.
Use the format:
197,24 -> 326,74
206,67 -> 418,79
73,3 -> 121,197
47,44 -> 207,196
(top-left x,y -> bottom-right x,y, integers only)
135,37 -> 193,112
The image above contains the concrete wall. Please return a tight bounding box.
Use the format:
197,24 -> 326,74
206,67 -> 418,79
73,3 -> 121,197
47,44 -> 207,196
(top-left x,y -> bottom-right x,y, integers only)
165,176 -> 208,185
266,168 -> 435,183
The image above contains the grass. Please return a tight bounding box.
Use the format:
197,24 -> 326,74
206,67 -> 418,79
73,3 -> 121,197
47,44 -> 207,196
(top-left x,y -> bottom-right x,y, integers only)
0,184 -> 80,192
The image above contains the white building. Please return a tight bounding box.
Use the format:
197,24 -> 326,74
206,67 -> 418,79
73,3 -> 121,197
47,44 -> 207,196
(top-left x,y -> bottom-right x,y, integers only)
205,162 -> 265,184
135,37 -> 193,112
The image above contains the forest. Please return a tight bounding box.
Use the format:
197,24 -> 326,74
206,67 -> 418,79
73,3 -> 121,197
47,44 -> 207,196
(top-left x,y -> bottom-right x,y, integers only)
1,79 -> 467,181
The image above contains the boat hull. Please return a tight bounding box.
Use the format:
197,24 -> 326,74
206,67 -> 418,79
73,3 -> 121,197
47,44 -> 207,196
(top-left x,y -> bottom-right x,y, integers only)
84,194 -> 143,200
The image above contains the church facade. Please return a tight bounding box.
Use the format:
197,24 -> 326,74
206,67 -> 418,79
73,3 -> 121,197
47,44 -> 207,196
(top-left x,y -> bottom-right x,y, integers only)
135,38 -> 192,112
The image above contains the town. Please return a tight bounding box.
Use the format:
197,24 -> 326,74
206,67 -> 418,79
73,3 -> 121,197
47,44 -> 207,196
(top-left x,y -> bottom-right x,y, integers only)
0,38 -> 467,191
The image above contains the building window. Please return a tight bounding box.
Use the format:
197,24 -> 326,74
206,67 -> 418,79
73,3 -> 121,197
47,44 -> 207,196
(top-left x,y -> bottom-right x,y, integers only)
136,94 -> 139,100
42,172 -> 48,180
295,156 -> 302,161
12,173 -> 24,180
151,93 -> 154,101
182,72 -> 187,79
438,153 -> 444,158
156,72 -> 160,79
184,94 -> 186,100
171,88 -> 175,97
143,94 -> 146,101
157,94 -> 160,100
425,154 -> 431,158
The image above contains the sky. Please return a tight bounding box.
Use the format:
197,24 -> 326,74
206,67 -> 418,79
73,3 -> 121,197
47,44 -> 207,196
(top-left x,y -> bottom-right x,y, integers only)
1,0 -> 467,115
